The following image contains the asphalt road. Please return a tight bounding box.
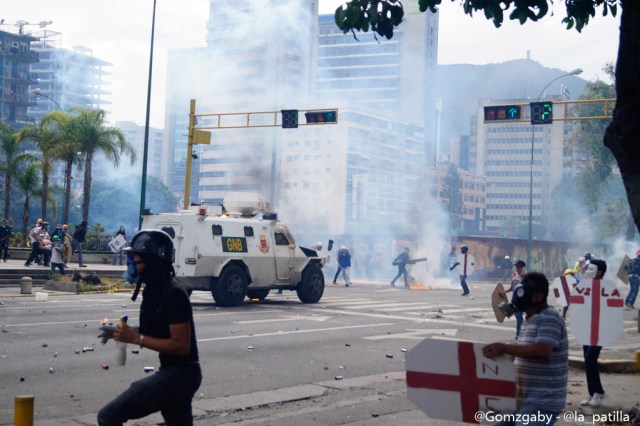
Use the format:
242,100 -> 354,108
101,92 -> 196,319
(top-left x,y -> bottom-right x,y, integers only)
1,280 -> 637,425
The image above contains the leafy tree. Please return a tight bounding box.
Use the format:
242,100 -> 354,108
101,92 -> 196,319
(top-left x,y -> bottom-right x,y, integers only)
441,163 -> 463,231
15,163 -> 41,244
88,176 -> 178,234
45,111 -> 82,225
16,110 -> 69,222
335,0 -> 640,235
66,108 -> 136,223
570,69 -> 635,240
0,123 -> 36,220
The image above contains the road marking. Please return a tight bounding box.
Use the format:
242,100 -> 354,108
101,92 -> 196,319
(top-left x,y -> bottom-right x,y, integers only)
197,322 -> 394,342
3,309 -> 290,328
348,302 -> 425,310
379,304 -> 457,312
234,316 -> 330,324
316,308 -> 511,331
440,307 -> 488,314
326,300 -> 394,307
364,328 -> 458,340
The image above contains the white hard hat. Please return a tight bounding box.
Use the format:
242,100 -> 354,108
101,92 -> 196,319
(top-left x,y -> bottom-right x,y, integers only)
316,242 -> 323,247
340,245 -> 347,250
505,256 -> 510,259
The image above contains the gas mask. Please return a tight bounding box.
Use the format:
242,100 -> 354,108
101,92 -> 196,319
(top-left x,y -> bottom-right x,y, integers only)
123,254 -> 139,284
498,280 -> 540,317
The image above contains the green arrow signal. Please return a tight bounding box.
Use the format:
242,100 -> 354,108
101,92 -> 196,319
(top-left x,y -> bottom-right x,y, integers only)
508,107 -> 518,118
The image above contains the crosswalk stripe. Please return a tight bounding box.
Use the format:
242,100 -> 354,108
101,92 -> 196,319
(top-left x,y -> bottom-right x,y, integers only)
377,304 -> 458,312
327,300 -> 396,307
440,307 -> 490,314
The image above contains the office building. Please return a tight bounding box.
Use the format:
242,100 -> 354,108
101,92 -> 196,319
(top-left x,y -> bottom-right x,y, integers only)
473,98 -> 573,238
28,29 -> 111,122
0,26 -> 38,128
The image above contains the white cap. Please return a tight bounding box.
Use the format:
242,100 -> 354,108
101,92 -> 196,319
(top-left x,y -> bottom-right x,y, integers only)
316,242 -> 323,247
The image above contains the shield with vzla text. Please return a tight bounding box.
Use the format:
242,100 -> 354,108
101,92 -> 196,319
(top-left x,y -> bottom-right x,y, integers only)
406,339 -> 515,424
568,278 -> 624,347
551,274 -> 578,308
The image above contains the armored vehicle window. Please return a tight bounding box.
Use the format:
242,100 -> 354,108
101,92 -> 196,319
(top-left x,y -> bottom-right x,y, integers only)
244,226 -> 254,237
212,224 -> 223,236
274,232 -> 289,245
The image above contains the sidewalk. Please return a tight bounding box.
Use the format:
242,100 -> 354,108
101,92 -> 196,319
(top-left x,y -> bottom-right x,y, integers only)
28,369 -> 640,426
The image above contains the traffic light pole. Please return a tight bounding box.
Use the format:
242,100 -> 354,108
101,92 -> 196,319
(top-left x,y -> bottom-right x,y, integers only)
184,99 -> 197,210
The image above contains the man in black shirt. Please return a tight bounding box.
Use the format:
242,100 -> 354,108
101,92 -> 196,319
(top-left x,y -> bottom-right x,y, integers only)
98,230 -> 201,426
0,218 -> 12,262
71,220 -> 88,267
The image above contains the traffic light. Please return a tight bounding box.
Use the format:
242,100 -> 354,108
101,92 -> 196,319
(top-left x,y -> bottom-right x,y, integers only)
483,105 -> 521,122
530,101 -> 553,125
281,109 -> 298,128
304,110 -> 338,124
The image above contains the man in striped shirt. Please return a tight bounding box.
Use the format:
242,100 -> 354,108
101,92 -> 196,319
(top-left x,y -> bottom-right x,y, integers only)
483,272 -> 569,426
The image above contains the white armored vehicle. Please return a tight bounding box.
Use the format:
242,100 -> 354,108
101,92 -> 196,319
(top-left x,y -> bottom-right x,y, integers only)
140,192 -> 329,307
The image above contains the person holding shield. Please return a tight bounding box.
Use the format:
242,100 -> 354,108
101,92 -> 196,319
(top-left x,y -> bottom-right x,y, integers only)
112,226 -> 128,265
483,272 -> 569,426
580,258 -> 607,407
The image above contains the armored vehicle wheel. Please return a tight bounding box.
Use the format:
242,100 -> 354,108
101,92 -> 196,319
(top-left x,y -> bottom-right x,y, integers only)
212,266 -> 248,307
246,289 -> 270,301
296,265 -> 324,303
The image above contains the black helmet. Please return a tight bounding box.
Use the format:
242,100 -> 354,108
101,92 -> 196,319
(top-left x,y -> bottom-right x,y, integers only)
584,252 -> 592,261
125,229 -> 174,264
42,221 -> 49,227
460,245 -> 469,254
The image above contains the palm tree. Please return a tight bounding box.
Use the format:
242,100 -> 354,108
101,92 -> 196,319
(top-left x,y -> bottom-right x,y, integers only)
17,110 -> 68,222
67,108 -> 136,222
0,123 -> 37,220
46,113 -> 82,225
15,162 -> 41,245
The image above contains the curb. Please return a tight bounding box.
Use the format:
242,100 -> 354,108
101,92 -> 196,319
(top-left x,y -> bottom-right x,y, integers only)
568,355 -> 640,374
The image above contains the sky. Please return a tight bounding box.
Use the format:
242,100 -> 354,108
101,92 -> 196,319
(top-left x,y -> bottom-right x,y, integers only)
2,0 -> 620,129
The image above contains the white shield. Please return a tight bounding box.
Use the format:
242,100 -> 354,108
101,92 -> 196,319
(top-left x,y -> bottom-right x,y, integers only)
551,274 -> 578,308
108,234 -> 127,253
406,339 -> 515,424
568,278 -> 624,347
456,253 -> 475,277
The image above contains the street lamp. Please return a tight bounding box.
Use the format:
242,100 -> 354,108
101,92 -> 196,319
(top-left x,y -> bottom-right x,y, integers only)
32,89 -> 63,111
138,0 -> 157,230
527,68 -> 583,267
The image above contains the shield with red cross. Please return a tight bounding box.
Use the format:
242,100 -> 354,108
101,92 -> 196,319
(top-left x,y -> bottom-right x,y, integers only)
406,339 -> 516,423
568,278 -> 624,347
456,253 -> 475,277
551,274 -> 578,308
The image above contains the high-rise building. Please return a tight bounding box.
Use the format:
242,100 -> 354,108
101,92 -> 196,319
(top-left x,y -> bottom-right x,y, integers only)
28,30 -> 111,122
0,27 -> 38,128
317,3 -> 438,164
163,1 -> 442,238
116,121 -> 164,179
474,97 -> 573,238
164,0 -> 318,205
278,109 -> 426,235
